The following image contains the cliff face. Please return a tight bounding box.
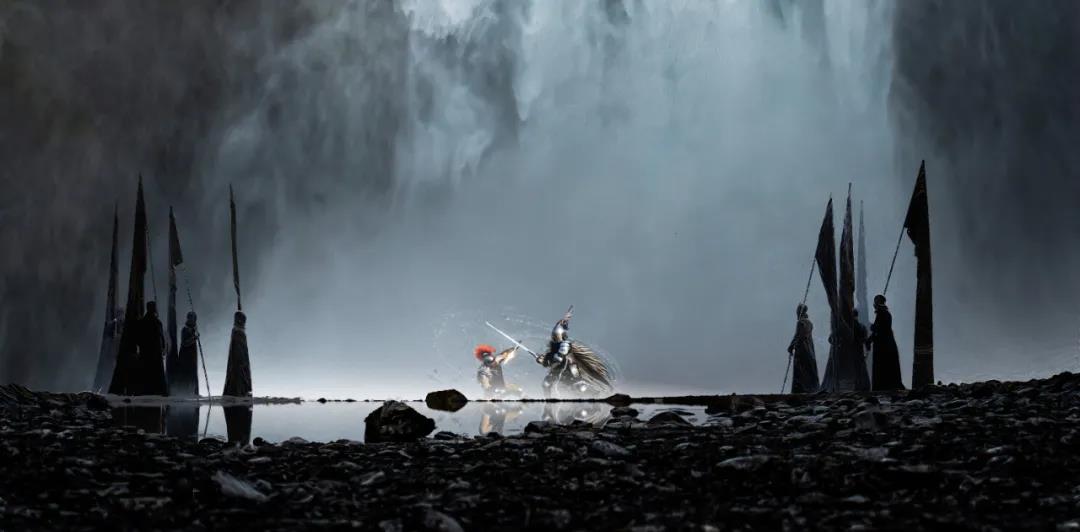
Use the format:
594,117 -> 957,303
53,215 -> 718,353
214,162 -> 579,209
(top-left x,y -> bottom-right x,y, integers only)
889,0 -> 1080,316
0,1 -> 410,387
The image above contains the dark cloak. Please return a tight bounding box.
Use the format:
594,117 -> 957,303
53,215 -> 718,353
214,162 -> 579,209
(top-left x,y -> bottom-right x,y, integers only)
138,310 -> 169,396
170,315 -> 200,397
867,305 -> 905,390
787,316 -> 820,393
222,313 -> 252,397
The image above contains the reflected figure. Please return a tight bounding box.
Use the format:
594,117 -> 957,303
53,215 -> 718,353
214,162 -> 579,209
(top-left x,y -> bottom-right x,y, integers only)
541,403 -> 609,426
224,405 -> 253,446
478,403 -> 524,435
112,406 -> 165,434
165,404 -> 200,442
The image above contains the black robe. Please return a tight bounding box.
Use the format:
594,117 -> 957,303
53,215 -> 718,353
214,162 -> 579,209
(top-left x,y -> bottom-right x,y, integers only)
867,307 -> 905,390
788,317 -> 820,393
222,325 -> 252,397
138,314 -> 169,396
169,322 -> 200,397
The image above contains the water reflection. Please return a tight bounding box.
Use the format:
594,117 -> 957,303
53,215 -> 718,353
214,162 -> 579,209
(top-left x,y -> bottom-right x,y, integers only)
479,403 -> 524,435
223,405 -> 253,445
112,406 -> 165,434
541,403 -> 609,426
165,404 -> 199,442
111,401 -> 707,443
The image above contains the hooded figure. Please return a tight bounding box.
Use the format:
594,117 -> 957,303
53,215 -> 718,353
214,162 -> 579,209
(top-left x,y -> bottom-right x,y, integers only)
138,301 -> 169,395
536,307 -> 614,398
222,311 -> 252,397
787,303 -> 820,393
866,295 -> 905,390
171,311 -> 201,397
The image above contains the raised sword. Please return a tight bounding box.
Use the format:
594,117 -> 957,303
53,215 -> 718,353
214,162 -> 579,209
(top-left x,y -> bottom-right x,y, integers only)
485,321 -> 541,361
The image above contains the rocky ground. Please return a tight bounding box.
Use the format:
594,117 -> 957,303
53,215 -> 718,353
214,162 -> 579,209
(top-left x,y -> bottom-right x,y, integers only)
2,374 -> 1080,531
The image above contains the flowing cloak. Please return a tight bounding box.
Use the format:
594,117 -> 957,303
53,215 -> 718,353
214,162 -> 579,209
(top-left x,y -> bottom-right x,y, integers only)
868,307 -> 905,390
788,317 -> 820,393
565,341 -> 614,395
222,325 -> 252,397
138,315 -> 169,396
539,340 -> 614,398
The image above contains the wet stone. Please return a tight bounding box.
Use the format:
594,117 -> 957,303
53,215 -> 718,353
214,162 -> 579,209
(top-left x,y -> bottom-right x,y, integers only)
647,411 -> 693,427
364,401 -> 436,443
4,374 -> 1080,529
424,390 -> 468,413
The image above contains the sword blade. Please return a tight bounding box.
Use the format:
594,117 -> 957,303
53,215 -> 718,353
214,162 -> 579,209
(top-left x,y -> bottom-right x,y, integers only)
485,322 -> 540,359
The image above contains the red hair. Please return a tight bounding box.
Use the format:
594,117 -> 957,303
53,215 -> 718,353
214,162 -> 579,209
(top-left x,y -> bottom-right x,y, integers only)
474,344 -> 496,359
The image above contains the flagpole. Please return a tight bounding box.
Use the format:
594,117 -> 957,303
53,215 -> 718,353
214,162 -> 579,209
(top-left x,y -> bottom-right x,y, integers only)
801,256 -> 816,306
882,224 -> 904,295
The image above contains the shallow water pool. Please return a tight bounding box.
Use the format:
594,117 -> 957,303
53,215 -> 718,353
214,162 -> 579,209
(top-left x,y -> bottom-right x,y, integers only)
110,401 -> 711,443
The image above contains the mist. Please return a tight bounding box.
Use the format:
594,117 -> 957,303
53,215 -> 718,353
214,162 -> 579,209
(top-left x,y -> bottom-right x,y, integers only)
2,0 -> 1078,398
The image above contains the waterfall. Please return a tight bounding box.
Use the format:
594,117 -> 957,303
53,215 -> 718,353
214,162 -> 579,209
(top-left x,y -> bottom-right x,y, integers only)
213,0 -> 902,398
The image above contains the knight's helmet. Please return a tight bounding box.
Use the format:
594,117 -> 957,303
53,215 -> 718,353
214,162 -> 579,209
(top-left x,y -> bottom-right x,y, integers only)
550,305 -> 574,343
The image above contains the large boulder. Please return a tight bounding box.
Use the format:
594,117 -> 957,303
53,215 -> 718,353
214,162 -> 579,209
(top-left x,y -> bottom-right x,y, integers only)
365,401 -> 436,443
425,389 -> 468,412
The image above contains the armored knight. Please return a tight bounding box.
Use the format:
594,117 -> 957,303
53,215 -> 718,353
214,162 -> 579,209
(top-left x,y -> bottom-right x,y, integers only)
536,306 -> 614,398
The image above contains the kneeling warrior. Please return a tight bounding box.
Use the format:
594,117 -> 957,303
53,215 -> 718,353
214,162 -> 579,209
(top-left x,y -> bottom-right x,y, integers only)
475,343 -> 519,398
536,306 -> 614,398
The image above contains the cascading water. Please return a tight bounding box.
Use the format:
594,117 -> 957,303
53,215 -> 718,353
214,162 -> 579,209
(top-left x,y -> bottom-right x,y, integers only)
2,1 -> 1076,395
208,0 -> 906,398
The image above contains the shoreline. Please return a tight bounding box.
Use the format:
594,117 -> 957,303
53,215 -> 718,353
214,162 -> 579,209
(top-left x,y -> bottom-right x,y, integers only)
3,373 -> 1079,529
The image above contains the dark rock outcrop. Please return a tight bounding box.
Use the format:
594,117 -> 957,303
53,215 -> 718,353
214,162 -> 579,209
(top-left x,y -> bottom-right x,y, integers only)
424,389 -> 468,412
364,401 -> 436,443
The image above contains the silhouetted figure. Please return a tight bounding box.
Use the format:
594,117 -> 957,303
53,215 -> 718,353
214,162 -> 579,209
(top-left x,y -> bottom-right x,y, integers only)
787,303 -> 820,393
866,295 -> 905,390
169,312 -> 200,397
138,302 -> 169,396
224,405 -> 253,446
853,308 -> 869,359
222,311 -> 252,397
